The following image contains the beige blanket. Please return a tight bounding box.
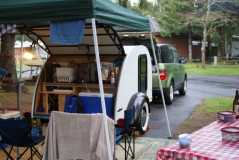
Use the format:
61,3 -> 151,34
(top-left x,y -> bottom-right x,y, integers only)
43,111 -> 115,160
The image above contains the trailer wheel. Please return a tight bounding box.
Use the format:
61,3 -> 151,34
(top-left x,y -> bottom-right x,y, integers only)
137,100 -> 150,134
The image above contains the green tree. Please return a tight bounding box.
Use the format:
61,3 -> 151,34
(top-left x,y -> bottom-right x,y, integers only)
117,0 -> 239,65
155,0 -> 193,37
0,34 -> 17,91
193,0 -> 239,67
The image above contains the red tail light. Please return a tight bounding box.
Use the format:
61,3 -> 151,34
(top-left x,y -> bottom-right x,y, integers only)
160,70 -> 168,81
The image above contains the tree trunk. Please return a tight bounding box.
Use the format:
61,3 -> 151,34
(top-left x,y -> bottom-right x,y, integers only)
0,34 -> 17,91
201,0 -> 210,68
225,33 -> 229,60
216,27 -> 225,61
188,25 -> 192,63
201,22 -> 207,68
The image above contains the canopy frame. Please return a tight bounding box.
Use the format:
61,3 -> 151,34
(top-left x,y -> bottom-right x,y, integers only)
149,33 -> 172,138
91,18 -> 113,160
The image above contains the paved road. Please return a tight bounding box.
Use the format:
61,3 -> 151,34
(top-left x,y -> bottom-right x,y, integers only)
145,75 -> 239,138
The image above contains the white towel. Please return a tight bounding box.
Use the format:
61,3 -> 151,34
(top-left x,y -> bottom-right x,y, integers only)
43,111 -> 115,160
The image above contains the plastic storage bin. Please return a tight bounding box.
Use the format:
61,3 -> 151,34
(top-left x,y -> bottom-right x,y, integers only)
79,92 -> 114,119
56,67 -> 75,82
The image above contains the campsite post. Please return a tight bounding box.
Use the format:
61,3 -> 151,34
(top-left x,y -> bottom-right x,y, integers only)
17,34 -> 25,111
149,32 -> 172,138
91,18 -> 113,160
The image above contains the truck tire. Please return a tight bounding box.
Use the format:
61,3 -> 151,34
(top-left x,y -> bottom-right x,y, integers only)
179,79 -> 187,96
137,100 -> 150,134
164,83 -> 174,105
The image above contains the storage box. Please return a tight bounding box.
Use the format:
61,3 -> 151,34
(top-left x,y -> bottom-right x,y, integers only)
221,127 -> 239,142
79,92 -> 114,119
217,111 -> 236,123
56,67 -> 75,82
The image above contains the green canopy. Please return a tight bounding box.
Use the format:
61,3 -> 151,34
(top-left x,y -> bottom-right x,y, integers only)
0,0 -> 150,31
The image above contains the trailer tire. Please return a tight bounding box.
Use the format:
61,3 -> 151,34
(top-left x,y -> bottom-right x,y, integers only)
137,100 -> 150,134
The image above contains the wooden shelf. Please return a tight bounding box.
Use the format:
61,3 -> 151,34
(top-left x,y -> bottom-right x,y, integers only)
35,82 -> 115,116
42,82 -> 113,89
40,91 -> 75,95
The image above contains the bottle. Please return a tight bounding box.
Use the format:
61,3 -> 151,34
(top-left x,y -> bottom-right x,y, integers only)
233,90 -> 239,117
31,118 -> 42,137
110,70 -> 115,85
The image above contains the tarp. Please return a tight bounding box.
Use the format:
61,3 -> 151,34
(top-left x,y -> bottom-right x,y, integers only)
50,20 -> 85,45
0,0 -> 150,31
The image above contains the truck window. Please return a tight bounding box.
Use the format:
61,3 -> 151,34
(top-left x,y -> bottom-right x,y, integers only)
160,46 -> 174,63
138,55 -> 148,93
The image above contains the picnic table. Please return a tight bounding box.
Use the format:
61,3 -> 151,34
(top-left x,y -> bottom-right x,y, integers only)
157,120 -> 239,160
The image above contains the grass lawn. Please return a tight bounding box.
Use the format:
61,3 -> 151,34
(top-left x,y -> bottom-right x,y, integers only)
173,97 -> 234,138
185,63 -> 239,76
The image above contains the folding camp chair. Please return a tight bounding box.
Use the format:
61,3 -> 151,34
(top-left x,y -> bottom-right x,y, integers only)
116,108 -> 137,160
0,118 -> 44,160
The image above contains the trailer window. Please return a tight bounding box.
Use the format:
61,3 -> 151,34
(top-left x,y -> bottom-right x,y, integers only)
138,55 -> 148,93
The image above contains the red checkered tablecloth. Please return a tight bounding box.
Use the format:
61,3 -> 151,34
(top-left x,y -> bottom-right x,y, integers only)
157,120 -> 239,160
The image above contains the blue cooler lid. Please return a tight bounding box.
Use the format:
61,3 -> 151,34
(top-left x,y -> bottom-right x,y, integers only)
79,92 -> 113,98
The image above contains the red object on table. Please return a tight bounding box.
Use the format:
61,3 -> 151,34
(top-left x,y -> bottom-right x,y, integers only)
157,120 -> 239,160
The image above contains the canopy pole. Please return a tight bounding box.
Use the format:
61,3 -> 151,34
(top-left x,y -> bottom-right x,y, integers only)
20,34 -> 24,80
91,18 -> 113,160
150,33 -> 172,138
17,34 -> 24,111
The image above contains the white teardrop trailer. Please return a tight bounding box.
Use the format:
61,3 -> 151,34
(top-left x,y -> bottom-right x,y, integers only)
28,20 -> 172,139
31,24 -> 152,133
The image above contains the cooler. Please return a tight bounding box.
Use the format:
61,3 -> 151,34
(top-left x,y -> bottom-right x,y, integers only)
78,92 -> 114,119
64,96 -> 84,113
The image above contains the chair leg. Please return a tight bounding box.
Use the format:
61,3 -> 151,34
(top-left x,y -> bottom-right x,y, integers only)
26,147 -> 33,160
124,135 -> 127,160
6,146 -> 14,160
32,146 -> 43,159
0,145 -> 14,160
31,147 -> 33,160
132,130 -> 135,159
126,135 -> 134,159
17,148 -> 29,160
8,146 -> 13,155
